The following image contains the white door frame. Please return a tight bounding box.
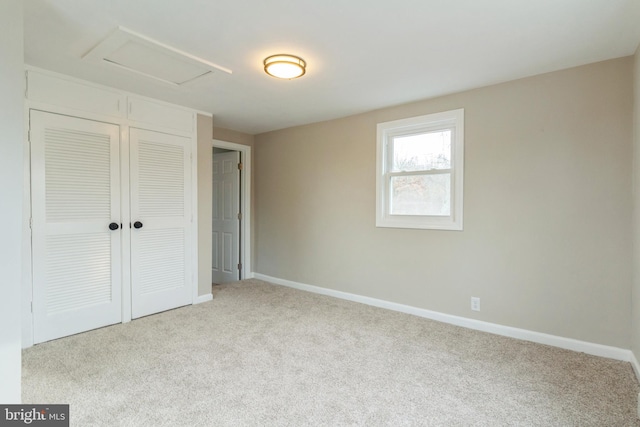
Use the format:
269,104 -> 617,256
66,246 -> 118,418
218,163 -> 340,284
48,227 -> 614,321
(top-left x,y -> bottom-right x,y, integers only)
211,139 -> 252,278
211,150 -> 240,283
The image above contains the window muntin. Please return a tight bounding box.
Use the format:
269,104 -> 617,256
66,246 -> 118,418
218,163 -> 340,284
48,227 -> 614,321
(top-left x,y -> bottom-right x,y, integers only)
376,109 -> 463,230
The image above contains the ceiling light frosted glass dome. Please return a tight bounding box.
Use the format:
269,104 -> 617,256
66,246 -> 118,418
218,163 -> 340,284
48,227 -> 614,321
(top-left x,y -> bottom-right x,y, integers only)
264,54 -> 306,79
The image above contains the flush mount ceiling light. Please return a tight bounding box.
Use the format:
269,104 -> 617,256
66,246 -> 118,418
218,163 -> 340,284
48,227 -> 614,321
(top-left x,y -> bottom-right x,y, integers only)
263,54 -> 306,79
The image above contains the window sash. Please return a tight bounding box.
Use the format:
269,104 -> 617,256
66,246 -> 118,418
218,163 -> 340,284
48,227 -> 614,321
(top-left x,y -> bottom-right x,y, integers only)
386,127 -> 455,174
386,169 -> 452,178
386,171 -> 454,217
376,108 -> 463,230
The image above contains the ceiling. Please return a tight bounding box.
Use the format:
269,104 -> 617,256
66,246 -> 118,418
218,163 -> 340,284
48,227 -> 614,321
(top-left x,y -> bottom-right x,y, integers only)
24,0 -> 640,135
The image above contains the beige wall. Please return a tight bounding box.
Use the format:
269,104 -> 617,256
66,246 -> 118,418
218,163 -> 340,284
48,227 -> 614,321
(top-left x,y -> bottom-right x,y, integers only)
0,0 -> 23,402
197,114 -> 214,296
632,45 -> 640,358
213,126 -> 255,148
255,57 -> 634,348
197,122 -> 255,295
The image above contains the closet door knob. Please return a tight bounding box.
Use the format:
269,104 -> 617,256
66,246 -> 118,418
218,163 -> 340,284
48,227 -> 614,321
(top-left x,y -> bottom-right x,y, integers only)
133,221 -> 143,229
109,222 -> 119,231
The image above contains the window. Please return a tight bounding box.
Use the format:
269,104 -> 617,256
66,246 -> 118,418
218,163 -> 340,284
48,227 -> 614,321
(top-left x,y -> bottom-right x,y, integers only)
376,108 -> 464,230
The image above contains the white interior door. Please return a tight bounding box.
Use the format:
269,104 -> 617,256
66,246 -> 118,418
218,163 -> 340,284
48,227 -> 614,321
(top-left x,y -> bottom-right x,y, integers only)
212,150 -> 240,284
31,110 -> 122,343
130,128 -> 192,318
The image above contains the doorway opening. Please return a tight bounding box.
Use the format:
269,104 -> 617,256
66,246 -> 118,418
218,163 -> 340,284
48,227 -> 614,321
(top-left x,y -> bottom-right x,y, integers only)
210,140 -> 251,284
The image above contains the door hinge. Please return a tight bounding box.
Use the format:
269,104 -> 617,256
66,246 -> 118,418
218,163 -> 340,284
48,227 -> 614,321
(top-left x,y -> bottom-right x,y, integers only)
238,162 -> 243,170
29,217 -> 33,229
237,212 -> 242,220
238,263 -> 242,270
30,301 -> 33,313
27,129 -> 30,141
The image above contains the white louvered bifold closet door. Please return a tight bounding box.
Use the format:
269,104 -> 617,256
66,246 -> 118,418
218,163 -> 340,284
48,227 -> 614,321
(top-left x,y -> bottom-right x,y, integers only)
129,128 -> 192,318
31,111 -> 122,344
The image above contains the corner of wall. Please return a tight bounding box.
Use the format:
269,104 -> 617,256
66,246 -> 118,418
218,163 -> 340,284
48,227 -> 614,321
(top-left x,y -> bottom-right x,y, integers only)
197,114 -> 214,297
0,0 -> 24,403
631,42 -> 640,381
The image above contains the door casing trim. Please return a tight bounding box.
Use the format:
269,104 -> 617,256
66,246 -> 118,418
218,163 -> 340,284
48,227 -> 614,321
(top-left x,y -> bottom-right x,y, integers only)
210,139 -> 252,280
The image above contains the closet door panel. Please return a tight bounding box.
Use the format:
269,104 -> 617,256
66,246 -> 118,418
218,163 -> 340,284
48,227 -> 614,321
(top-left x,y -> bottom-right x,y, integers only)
130,128 -> 192,318
31,110 -> 122,343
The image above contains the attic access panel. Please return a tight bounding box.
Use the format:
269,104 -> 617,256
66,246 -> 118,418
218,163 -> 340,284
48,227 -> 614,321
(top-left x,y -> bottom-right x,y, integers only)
83,26 -> 231,86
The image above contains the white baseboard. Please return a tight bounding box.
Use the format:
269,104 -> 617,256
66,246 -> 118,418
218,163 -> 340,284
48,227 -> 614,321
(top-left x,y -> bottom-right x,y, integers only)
253,273 -> 632,363
194,293 -> 213,304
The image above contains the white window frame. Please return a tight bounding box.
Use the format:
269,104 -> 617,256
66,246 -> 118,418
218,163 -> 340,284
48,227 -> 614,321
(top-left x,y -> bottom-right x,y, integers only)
376,108 -> 464,231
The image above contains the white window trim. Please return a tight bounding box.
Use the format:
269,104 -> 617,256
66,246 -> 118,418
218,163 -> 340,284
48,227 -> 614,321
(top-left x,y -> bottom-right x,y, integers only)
376,108 -> 464,231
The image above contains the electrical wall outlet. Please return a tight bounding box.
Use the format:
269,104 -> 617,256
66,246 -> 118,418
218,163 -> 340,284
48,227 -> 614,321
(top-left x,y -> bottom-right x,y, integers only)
471,297 -> 480,312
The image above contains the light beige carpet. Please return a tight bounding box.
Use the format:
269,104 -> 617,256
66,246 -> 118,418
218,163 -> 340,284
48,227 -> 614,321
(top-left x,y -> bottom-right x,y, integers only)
23,279 -> 639,426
